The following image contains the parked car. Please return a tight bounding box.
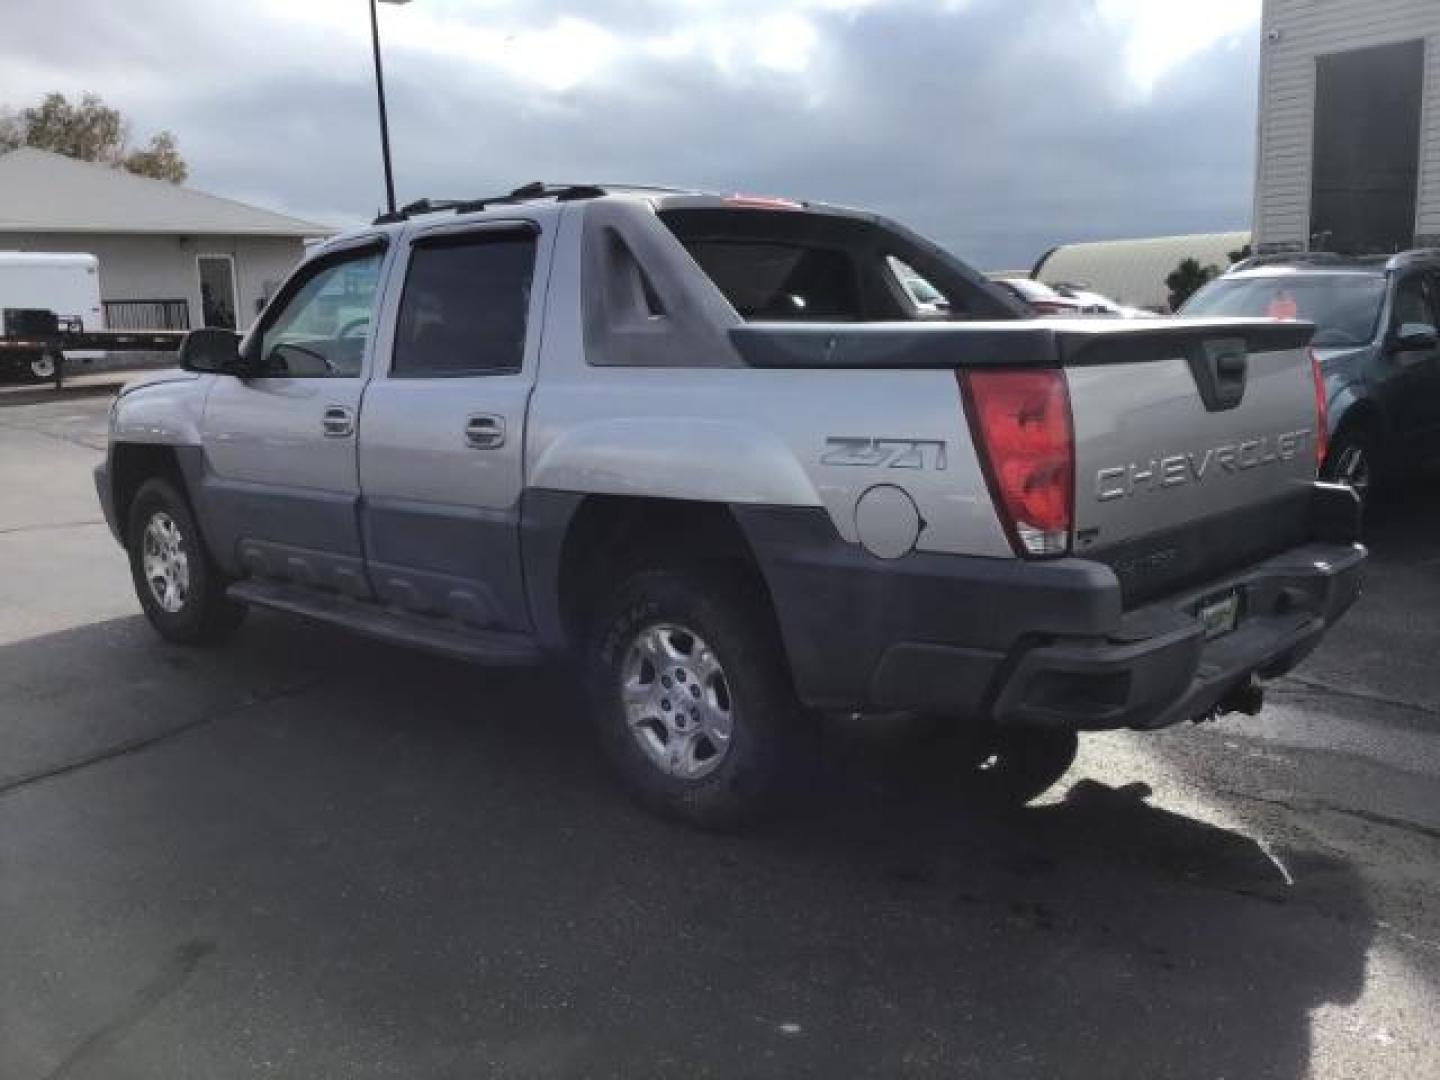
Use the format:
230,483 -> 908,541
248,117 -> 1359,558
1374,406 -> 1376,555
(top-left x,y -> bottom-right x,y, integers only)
1049,282 -> 1160,319
95,183 -> 1363,828
1182,249 -> 1440,502
992,276 -> 1107,316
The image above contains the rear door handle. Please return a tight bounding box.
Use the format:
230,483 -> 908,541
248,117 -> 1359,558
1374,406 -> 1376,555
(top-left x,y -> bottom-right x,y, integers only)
464,413 -> 506,449
321,405 -> 354,438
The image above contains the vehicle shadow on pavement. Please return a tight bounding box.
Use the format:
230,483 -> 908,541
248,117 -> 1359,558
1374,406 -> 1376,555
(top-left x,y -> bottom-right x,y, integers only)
0,612 -> 1373,1080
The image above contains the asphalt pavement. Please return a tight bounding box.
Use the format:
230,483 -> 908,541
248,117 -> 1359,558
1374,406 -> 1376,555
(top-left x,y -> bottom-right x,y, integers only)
2,384 -> 1438,1079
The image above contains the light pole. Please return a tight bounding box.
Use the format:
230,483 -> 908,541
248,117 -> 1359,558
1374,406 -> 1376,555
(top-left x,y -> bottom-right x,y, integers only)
369,0 -> 411,216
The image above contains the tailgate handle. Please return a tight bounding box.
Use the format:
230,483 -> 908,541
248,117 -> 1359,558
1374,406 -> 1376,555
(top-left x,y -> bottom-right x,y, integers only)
1188,338 -> 1249,412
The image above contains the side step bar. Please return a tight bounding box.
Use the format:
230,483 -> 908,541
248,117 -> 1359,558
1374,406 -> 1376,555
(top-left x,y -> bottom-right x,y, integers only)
227,579 -> 542,665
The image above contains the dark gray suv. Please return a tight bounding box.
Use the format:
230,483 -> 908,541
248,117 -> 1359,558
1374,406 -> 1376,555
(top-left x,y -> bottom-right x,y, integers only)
1183,250 -> 1440,501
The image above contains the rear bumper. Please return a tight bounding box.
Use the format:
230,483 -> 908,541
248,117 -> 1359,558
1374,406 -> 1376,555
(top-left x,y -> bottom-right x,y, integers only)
733,482 -> 1366,731
986,541 -> 1362,730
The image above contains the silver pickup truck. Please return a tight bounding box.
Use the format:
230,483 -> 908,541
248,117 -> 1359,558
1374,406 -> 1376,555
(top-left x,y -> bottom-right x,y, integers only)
95,183 -> 1365,827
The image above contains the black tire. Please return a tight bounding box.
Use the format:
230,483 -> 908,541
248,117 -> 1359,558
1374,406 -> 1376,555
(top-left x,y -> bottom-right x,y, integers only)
11,351 -> 56,384
584,567 -> 801,829
1321,425 -> 1378,507
126,477 -> 246,645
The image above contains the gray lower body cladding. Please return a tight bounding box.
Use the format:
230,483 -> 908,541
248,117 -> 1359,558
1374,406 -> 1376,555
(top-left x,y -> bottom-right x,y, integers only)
731,486 -> 1364,731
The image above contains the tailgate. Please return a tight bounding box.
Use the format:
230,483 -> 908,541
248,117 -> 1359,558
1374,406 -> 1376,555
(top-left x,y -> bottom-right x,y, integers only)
1063,319 -> 1319,603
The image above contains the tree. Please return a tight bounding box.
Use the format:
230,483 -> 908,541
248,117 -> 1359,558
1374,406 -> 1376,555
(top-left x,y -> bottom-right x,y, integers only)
1228,243 -> 1252,265
1165,257 -> 1219,311
123,130 -> 187,184
0,92 -> 187,183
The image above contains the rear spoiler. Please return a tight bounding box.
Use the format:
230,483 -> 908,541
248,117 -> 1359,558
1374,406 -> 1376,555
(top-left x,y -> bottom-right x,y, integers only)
729,319 -> 1315,370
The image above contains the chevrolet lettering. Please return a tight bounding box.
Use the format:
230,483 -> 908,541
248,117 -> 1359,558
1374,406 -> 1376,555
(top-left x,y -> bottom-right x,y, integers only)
1096,428 -> 1314,502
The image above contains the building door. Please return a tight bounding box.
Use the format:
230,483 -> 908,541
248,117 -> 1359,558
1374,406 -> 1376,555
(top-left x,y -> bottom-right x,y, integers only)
197,254 -> 238,329
1310,39 -> 1425,254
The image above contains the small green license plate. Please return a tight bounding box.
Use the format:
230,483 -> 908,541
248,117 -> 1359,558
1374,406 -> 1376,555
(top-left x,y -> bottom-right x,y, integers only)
1197,590 -> 1242,640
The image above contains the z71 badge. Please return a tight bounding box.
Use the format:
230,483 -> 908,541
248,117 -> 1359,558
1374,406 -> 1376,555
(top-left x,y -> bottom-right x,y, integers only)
821,437 -> 948,470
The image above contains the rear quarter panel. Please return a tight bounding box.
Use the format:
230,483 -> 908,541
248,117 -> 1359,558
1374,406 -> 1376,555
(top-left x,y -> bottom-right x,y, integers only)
526,366 -> 1014,558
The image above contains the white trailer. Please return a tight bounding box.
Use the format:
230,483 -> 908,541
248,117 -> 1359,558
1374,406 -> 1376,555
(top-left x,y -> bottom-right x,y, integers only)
0,251 -> 105,381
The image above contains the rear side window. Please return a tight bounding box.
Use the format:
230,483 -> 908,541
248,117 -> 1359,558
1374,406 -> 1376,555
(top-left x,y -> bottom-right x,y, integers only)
392,231 -> 535,377
659,207 -> 1021,323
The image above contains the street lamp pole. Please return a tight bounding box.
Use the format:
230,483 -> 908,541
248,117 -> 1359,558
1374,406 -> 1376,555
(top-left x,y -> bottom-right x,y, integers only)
368,0 -> 410,216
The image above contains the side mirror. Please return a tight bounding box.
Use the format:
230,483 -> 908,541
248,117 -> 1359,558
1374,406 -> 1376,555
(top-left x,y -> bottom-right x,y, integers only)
178,327 -> 244,373
1392,322 -> 1440,351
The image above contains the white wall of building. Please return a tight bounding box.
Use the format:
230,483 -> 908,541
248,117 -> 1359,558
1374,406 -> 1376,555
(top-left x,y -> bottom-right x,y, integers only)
0,232 -> 305,330
1255,0 -> 1440,251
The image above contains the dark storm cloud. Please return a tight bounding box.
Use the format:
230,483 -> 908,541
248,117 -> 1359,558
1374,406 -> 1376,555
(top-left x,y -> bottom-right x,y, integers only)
3,0 -> 1258,269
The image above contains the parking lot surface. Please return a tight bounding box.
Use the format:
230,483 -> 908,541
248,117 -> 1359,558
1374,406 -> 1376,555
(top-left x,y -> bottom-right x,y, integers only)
2,386 -> 1439,1079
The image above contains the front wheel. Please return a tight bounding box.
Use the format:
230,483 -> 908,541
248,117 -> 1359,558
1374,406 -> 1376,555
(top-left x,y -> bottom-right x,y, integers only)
126,478 -> 246,645
584,568 -> 801,829
1322,426 -> 1377,507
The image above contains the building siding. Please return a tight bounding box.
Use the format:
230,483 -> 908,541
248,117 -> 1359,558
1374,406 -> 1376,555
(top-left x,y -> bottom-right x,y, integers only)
0,232 -> 305,330
1256,0 -> 1440,250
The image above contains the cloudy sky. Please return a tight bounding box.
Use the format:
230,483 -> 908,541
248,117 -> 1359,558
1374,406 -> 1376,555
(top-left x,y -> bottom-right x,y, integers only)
5,0 -> 1261,270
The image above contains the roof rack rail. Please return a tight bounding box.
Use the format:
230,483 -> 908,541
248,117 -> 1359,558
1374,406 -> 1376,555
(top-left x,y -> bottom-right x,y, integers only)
372,182 -> 610,225
1228,250 -> 1387,273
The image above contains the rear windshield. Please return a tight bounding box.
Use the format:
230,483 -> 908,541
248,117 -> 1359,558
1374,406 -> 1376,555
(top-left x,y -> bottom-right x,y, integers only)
658,207 -> 1020,322
1182,273 -> 1386,347
682,240 -> 860,320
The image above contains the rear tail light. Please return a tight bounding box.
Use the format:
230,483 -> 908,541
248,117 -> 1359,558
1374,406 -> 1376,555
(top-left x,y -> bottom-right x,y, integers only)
1310,348 -> 1329,471
960,368 -> 1074,557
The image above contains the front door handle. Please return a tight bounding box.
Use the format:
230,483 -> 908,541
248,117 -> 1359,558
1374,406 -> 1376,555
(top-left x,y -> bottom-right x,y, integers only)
322,405 -> 354,438
464,413 -> 506,449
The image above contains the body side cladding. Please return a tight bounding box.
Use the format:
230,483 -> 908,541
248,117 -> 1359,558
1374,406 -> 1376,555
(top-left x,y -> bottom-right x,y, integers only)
728,504 -> 1121,710
518,489 -> 586,653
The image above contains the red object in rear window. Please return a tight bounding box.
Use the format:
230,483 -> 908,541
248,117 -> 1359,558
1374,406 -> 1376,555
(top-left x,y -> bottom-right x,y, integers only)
960,369 -> 1074,557
1310,348 -> 1329,471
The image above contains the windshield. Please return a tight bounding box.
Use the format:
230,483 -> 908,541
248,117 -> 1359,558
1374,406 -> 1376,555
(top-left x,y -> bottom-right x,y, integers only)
1182,273 -> 1386,347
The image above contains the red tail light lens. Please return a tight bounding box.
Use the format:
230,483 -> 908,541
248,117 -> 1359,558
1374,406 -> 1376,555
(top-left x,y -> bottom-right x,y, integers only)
1310,348 -> 1329,471
960,369 -> 1074,557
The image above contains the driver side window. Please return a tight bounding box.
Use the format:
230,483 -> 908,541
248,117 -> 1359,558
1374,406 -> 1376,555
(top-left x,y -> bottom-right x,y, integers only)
255,249 -> 384,378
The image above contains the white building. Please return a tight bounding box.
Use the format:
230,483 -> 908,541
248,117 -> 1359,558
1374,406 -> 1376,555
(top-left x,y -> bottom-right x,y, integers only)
1032,231 -> 1252,311
0,148 -> 335,330
1255,0 -> 1440,253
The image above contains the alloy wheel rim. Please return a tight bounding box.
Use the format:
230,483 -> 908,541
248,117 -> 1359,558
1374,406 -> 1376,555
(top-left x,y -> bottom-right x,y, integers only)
1334,444 -> 1371,497
141,511 -> 190,613
620,623 -> 734,780
29,355 -> 55,379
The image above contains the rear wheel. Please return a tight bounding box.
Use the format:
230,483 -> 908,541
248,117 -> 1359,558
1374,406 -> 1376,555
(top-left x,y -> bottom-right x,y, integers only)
126,478 -> 246,644
584,567 -> 800,829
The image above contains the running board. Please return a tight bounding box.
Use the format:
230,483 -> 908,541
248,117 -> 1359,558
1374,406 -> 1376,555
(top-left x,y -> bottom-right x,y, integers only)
227,579 -> 542,665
